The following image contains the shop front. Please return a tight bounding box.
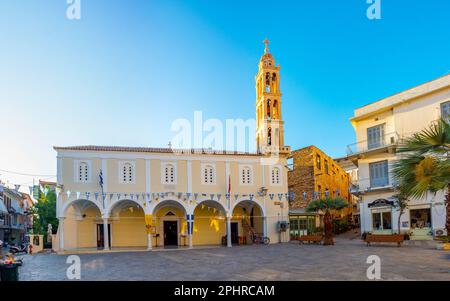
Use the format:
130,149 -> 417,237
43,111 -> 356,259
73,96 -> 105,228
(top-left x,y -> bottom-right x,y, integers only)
289,211 -> 317,239
368,199 -> 394,234
409,206 -> 433,240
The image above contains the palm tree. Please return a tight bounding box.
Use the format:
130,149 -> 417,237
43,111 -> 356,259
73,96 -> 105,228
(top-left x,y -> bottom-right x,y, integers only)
306,197 -> 348,245
392,118 -> 450,235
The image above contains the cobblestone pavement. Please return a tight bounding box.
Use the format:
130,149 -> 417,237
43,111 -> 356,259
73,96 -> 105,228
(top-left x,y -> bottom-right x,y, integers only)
19,238 -> 450,281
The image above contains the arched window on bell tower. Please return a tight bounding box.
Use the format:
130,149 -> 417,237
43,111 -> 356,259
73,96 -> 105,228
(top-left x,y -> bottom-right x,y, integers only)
265,72 -> 271,93
267,99 -> 271,119
268,127 -> 272,146
273,99 -> 278,119
272,73 -> 277,93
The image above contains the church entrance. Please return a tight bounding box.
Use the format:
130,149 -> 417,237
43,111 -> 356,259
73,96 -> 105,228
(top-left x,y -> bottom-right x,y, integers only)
164,221 -> 178,246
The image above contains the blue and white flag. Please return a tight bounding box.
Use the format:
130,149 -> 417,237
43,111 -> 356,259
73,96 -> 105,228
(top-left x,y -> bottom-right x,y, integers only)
99,169 -> 104,189
85,192 -> 90,200
249,194 -> 254,201
277,193 -> 283,201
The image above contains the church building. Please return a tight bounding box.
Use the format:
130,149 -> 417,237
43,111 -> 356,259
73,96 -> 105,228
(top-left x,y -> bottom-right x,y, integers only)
54,41 -> 291,252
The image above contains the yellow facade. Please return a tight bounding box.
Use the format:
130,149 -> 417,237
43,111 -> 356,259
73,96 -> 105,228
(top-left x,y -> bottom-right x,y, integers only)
55,41 -> 292,252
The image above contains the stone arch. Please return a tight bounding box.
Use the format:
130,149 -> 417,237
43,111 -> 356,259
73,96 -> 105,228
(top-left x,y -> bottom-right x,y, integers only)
108,198 -> 147,217
231,199 -> 266,218
60,198 -> 103,218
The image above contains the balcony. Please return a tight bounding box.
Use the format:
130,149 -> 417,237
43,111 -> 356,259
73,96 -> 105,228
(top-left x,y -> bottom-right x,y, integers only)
349,177 -> 397,195
346,132 -> 400,157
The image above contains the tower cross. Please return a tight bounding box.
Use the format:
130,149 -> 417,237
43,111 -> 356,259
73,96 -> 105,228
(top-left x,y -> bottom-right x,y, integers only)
263,38 -> 269,54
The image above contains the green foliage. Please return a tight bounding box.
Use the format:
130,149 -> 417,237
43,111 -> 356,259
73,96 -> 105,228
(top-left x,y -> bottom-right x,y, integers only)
29,187 -> 59,242
393,118 -> 450,199
306,197 -> 348,213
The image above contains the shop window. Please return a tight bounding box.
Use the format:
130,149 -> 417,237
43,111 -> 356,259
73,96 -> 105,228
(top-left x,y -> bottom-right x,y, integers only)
372,211 -> 392,231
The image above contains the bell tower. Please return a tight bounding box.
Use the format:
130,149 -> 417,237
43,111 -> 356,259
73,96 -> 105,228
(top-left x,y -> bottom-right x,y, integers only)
255,39 -> 290,156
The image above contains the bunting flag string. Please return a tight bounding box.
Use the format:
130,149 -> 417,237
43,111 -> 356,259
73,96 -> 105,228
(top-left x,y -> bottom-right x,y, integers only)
69,191 -> 293,203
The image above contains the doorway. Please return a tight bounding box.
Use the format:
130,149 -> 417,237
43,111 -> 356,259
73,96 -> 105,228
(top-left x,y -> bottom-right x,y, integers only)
410,208 -> 432,239
231,222 -> 239,245
96,224 -> 111,249
163,221 -> 178,246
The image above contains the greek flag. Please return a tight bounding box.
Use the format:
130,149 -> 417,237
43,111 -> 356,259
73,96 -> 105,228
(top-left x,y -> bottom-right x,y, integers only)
99,170 -> 104,189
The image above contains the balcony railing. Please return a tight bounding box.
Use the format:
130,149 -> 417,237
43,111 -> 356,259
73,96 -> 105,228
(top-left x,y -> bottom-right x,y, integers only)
349,177 -> 397,194
346,132 -> 400,156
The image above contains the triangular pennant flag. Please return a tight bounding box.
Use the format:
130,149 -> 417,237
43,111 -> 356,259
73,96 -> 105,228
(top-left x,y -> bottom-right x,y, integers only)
249,194 -> 254,201
313,191 -> 318,199
277,193 -> 283,201
178,192 -> 182,199
130,193 -> 134,200
146,193 -> 150,201
210,194 -> 215,200
109,193 -> 114,200
285,193 -> 289,200
194,193 -> 199,200
136,194 -> 140,201
94,192 -> 99,201
202,193 -> 207,197
269,194 -> 274,201
234,194 -> 239,200
302,191 -> 307,200
66,190 -> 71,198
225,193 -> 230,200
217,194 -> 221,202
186,193 -> 191,199
85,192 -> 90,200
117,193 -> 122,200
102,193 -> 106,201
76,191 -> 81,199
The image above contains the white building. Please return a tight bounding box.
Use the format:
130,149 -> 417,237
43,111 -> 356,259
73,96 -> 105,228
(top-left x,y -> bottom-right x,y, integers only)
346,74 -> 449,240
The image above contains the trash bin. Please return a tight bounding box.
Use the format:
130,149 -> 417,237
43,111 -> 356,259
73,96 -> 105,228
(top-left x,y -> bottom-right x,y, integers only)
0,264 -> 19,281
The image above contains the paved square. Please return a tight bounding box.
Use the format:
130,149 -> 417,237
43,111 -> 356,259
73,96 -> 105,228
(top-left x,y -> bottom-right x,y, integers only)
18,238 -> 450,281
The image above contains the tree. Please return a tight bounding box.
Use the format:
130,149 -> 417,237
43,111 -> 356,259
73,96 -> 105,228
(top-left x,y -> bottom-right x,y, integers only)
306,197 -> 348,245
392,118 -> 450,235
29,187 -> 59,244
393,193 -> 408,235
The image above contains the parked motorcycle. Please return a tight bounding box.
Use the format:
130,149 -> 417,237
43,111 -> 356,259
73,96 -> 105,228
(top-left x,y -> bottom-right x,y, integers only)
9,243 -> 28,255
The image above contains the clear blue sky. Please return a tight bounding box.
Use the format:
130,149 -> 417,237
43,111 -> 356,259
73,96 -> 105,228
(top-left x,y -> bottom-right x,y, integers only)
0,0 -> 449,187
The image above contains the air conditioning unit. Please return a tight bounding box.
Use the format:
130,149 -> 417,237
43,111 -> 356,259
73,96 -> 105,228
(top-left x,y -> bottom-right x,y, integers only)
434,229 -> 447,237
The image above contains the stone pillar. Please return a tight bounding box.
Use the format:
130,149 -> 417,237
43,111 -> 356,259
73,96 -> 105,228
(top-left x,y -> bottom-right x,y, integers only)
147,233 -> 152,250
263,216 -> 268,238
59,217 -> 65,250
226,216 -> 232,247
103,218 -> 110,251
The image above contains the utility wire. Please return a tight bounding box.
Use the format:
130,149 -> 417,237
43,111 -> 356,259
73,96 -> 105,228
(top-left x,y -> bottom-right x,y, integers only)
0,168 -> 55,177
